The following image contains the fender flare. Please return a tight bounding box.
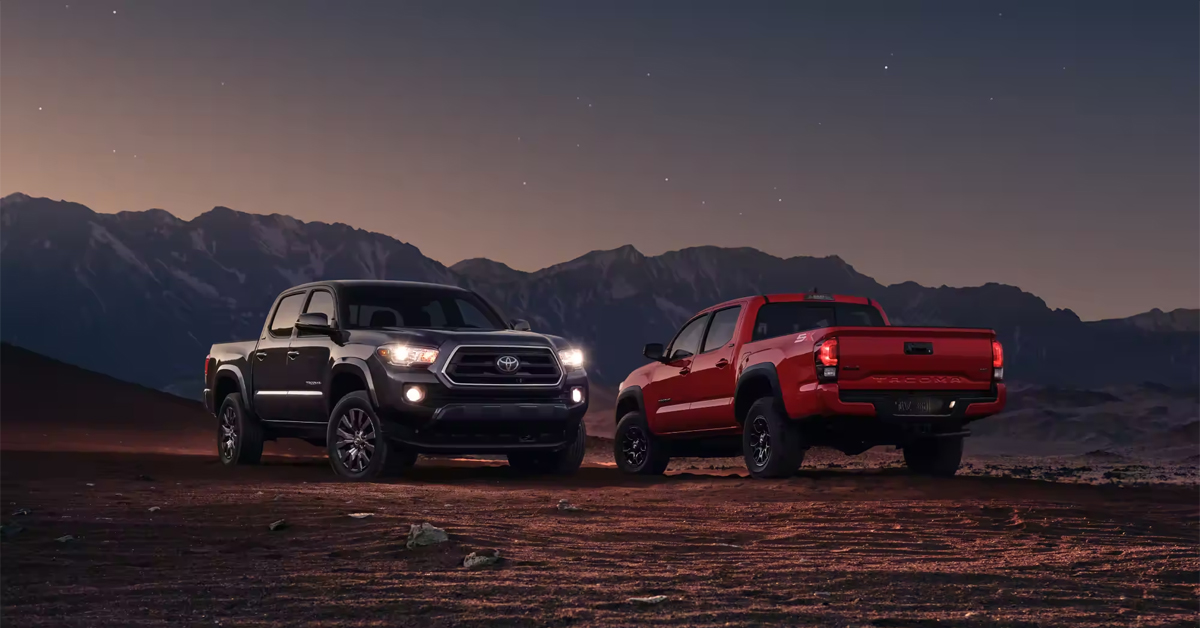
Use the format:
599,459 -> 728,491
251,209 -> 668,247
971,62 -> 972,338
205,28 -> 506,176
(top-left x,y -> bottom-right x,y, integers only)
332,358 -> 380,407
614,385 -> 645,422
734,363 -> 786,423
215,364 -> 250,411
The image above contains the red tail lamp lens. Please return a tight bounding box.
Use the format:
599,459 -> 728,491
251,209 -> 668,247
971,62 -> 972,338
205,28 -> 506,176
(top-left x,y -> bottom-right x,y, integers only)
992,340 -> 1004,368
818,338 -> 839,367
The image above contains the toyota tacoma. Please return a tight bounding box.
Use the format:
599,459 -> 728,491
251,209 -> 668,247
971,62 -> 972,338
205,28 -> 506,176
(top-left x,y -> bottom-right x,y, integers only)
204,280 -> 589,480
613,292 -> 1005,478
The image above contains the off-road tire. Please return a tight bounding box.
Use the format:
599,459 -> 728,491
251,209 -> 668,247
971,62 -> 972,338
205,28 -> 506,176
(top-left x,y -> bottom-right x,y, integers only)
613,412 -> 670,475
903,437 -> 963,477
326,392 -> 416,481
507,420 -> 587,475
217,393 -> 263,466
742,397 -> 806,479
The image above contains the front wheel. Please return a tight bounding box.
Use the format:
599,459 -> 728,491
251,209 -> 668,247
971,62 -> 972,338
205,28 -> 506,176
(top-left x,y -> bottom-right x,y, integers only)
327,392 -> 417,481
903,437 -> 963,477
507,420 -> 587,475
742,397 -> 806,479
613,412 -> 670,475
217,393 -> 263,466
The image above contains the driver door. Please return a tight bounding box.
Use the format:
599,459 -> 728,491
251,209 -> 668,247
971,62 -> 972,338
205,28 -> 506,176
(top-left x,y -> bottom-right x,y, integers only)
644,313 -> 710,434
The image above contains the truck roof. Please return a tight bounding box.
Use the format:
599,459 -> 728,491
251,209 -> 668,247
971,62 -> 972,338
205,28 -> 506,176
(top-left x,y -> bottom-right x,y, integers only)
701,292 -> 873,313
285,279 -> 470,292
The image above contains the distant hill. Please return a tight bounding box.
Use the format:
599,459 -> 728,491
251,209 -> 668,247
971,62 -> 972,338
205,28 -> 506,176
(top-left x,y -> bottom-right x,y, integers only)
0,342 -> 316,455
2,193 -> 1196,397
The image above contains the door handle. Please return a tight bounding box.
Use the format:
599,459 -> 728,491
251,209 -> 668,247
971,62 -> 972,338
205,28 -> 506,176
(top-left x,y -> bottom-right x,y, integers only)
287,350 -> 300,360
715,359 -> 729,368
255,352 -> 267,361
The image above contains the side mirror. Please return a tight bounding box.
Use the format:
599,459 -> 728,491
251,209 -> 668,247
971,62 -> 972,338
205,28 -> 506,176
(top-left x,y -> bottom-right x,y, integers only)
512,319 -> 532,332
643,343 -> 665,362
296,312 -> 332,333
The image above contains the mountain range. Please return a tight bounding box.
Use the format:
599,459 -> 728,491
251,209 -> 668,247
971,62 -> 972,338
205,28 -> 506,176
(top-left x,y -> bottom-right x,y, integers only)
1,192 -> 1196,398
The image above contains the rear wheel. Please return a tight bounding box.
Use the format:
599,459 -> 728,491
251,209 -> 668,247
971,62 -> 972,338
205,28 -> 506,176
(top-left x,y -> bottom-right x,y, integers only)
614,412 -> 670,475
742,397 -> 806,479
327,392 -> 416,481
903,437 -> 963,477
507,420 -> 587,475
217,393 -> 263,466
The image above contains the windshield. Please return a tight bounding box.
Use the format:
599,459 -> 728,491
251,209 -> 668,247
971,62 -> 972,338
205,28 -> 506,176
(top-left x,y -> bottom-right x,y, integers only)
342,286 -> 507,331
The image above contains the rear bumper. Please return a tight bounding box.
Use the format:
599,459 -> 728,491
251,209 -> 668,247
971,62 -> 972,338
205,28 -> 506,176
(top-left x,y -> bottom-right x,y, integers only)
798,383 -> 1006,421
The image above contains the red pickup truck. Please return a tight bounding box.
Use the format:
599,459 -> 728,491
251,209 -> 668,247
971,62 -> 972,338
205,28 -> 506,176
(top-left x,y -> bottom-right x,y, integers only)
613,292 -> 1006,478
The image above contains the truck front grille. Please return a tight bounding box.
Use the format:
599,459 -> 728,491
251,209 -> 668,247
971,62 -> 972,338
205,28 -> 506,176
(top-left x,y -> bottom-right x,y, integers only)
442,346 -> 563,387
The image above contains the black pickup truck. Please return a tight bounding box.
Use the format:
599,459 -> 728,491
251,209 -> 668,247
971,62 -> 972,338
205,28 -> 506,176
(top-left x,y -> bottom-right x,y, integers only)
204,280 -> 589,480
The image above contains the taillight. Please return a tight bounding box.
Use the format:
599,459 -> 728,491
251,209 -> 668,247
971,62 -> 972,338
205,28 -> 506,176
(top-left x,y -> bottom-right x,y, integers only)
991,340 -> 1004,381
818,338 -> 839,366
815,338 -> 838,383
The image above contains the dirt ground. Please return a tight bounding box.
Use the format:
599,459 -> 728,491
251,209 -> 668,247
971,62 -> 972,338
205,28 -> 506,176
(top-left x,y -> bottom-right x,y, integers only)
1,450 -> 1196,627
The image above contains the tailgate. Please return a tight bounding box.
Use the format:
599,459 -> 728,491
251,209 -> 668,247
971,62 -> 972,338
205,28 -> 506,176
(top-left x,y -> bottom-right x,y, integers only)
831,326 -> 994,391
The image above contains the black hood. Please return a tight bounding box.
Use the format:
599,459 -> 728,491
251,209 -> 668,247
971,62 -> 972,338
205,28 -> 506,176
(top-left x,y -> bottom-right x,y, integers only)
345,328 -> 575,351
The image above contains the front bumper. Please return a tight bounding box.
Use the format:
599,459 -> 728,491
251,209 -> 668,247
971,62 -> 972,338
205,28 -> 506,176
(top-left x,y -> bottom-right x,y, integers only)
370,361 -> 590,454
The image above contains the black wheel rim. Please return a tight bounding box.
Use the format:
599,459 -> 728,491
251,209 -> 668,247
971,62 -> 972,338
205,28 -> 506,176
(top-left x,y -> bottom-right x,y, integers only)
750,416 -> 772,468
622,426 -> 648,468
219,405 -> 238,462
335,408 -> 376,473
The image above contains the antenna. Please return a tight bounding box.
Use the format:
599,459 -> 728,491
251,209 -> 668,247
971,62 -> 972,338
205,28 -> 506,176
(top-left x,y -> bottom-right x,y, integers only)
811,286 -> 819,294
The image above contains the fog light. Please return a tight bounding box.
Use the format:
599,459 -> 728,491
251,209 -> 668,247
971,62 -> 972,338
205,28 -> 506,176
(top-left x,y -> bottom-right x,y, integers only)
949,400 -> 956,409
404,385 -> 424,403
570,387 -> 584,404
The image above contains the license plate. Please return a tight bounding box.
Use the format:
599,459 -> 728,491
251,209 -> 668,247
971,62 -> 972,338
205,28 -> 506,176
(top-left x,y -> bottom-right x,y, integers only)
894,398 -> 944,416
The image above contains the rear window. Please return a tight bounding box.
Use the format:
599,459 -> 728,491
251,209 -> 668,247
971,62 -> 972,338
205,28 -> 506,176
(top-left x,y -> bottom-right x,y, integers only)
751,302 -> 884,341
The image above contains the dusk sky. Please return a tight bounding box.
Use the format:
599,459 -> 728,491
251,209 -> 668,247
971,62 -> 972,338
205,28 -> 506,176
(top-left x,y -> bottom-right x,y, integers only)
2,1 -> 1196,320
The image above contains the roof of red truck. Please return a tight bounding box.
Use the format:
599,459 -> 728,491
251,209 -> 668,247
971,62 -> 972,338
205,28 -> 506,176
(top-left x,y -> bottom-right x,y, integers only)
701,293 -> 873,313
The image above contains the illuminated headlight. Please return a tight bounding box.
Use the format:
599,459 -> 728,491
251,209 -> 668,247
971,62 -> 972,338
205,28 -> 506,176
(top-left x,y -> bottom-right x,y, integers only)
377,344 -> 439,367
558,348 -> 584,369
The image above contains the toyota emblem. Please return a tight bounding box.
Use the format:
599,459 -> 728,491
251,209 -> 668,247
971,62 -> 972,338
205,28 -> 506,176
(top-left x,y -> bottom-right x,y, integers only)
495,355 -> 520,373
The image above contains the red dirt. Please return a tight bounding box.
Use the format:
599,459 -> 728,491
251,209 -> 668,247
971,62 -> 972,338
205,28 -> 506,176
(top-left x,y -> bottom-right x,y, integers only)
2,450 -> 1196,627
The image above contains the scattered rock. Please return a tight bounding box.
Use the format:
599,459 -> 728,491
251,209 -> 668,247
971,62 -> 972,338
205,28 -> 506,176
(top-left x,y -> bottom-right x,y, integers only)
85,483 -> 95,487
711,543 -> 741,549
1,522 -> 24,538
12,508 -> 30,516
268,519 -> 288,531
148,507 -> 161,512
557,499 -> 581,512
814,592 -> 832,598
55,534 -> 76,543
463,549 -> 502,569
405,522 -> 448,549
627,595 -> 668,605
347,513 -> 374,519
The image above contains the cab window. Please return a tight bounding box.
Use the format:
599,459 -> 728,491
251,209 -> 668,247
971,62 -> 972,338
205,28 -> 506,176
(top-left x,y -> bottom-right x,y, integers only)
269,293 -> 307,337
668,315 -> 710,361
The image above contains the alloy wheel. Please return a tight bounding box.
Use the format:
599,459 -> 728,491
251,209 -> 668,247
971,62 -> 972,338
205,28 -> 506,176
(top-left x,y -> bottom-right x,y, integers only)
335,408 -> 376,473
219,405 -> 238,462
750,416 -> 772,467
622,425 -> 648,468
